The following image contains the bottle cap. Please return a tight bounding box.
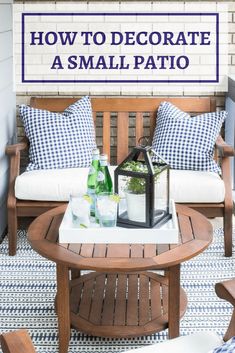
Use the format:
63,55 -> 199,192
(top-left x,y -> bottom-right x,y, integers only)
92,148 -> 100,155
100,153 -> 108,161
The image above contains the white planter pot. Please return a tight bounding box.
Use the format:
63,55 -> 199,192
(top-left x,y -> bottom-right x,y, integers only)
125,192 -> 146,222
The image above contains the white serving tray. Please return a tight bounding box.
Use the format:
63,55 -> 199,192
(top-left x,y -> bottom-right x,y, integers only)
59,200 -> 179,244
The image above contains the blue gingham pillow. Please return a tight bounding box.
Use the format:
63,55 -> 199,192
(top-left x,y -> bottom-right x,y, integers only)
19,96 -> 96,171
152,101 -> 227,173
208,336 -> 235,353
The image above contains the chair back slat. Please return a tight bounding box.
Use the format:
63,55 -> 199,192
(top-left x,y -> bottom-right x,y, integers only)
92,111 -> 96,125
102,112 -> 111,161
210,98 -> 216,112
149,112 -> 156,141
135,112 -> 144,145
117,112 -> 129,164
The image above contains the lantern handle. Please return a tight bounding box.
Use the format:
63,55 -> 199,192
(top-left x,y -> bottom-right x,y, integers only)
138,136 -> 149,148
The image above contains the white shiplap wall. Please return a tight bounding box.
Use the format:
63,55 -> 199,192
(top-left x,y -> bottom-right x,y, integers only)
0,0 -> 16,236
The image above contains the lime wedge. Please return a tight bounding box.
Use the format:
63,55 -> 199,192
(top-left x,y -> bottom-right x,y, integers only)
110,194 -> 121,203
83,194 -> 92,204
80,223 -> 87,228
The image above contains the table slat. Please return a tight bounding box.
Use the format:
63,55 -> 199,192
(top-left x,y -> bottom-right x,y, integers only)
162,281 -> 168,315
178,214 -> 194,242
101,274 -> 117,325
150,279 -> 161,319
157,244 -> 170,255
130,244 -> 144,258
93,244 -> 107,258
114,274 -> 127,326
70,282 -> 83,314
126,274 -> 139,326
89,274 -> 106,325
144,244 -> 157,258
78,277 -> 94,320
46,215 -> 63,242
190,215 -> 212,241
139,274 -> 150,325
80,244 -> 94,258
68,243 -> 81,255
106,244 -> 130,258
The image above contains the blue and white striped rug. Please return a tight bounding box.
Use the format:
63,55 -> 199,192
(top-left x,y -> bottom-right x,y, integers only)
0,228 -> 234,353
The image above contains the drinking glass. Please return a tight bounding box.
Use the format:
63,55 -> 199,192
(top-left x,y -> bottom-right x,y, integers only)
69,193 -> 90,228
96,193 -> 118,227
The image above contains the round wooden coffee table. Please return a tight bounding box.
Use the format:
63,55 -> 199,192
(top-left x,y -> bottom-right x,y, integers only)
28,204 -> 212,353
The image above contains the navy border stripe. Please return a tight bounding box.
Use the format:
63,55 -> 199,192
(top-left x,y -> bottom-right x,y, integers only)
21,12 -> 219,84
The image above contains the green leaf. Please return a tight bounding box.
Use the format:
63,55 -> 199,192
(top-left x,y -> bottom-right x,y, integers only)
121,161 -> 161,194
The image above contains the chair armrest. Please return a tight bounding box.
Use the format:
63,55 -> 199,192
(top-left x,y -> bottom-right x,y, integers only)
215,279 -> 235,306
215,136 -> 235,157
0,329 -> 36,353
215,279 -> 235,341
5,138 -> 29,208
5,137 -> 29,156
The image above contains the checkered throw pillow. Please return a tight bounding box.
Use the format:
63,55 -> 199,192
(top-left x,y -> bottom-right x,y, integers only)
208,337 -> 235,353
20,96 -> 96,171
152,101 -> 227,173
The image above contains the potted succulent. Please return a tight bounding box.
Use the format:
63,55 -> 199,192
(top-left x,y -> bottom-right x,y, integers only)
121,161 -> 160,222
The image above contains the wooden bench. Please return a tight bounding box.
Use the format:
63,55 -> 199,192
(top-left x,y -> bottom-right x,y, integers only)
6,97 -> 234,256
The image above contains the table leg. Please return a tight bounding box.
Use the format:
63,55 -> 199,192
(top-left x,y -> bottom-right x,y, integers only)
56,264 -> 71,353
168,264 -> 180,339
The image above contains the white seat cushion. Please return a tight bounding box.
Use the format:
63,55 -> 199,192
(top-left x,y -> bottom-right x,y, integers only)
15,167 -> 225,203
15,167 -> 93,201
170,170 -> 225,203
121,332 -> 223,353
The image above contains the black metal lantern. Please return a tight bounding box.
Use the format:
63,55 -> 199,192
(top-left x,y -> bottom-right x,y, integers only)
114,139 -> 171,228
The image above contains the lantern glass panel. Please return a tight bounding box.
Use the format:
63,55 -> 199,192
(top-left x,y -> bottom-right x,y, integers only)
154,166 -> 169,224
117,174 -> 147,224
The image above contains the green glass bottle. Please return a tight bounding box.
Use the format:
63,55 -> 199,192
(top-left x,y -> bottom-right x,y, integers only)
95,154 -> 113,194
87,148 -> 100,217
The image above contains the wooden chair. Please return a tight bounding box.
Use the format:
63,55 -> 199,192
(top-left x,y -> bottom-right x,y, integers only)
216,279 -> 235,342
121,279 -> 235,353
6,97 -> 235,256
1,280 -> 234,353
0,329 -> 36,353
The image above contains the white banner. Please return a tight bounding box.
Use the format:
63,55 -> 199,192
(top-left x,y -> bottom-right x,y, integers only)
14,2 -> 228,93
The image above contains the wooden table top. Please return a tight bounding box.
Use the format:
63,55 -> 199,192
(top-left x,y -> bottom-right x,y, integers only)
28,204 -> 213,271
